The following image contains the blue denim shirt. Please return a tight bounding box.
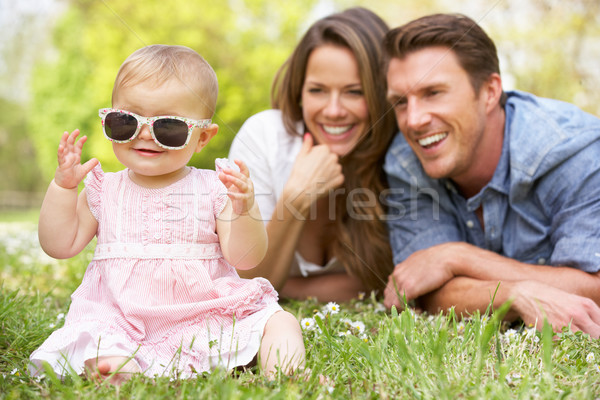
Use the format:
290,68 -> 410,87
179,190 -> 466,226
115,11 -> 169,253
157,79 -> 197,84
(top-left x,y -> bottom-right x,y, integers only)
384,90 -> 600,273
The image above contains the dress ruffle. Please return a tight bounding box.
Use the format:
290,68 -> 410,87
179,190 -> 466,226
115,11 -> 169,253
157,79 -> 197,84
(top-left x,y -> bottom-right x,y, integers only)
30,301 -> 281,378
84,164 -> 104,221
212,159 -> 230,218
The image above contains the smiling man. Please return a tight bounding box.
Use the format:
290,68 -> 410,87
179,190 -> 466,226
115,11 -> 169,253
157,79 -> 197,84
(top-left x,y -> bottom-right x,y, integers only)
382,13 -> 600,337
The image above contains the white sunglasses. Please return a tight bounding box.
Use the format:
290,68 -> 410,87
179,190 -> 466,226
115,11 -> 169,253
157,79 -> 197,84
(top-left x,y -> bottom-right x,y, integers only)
99,108 -> 212,150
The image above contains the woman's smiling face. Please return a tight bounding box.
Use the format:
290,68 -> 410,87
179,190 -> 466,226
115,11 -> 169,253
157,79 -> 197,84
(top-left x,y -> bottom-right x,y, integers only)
301,44 -> 369,156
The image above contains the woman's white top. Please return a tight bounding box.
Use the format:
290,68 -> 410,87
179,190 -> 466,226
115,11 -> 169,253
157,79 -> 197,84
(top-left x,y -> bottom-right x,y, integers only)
229,110 -> 344,277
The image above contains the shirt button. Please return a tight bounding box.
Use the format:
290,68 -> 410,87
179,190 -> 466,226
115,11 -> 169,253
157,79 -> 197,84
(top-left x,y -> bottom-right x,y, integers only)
466,220 -> 475,228
537,257 -> 546,265
153,213 -> 161,220
154,233 -> 162,240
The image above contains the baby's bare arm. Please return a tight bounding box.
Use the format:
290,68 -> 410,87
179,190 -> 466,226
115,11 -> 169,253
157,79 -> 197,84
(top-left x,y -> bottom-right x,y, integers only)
39,130 -> 98,258
217,160 -> 267,269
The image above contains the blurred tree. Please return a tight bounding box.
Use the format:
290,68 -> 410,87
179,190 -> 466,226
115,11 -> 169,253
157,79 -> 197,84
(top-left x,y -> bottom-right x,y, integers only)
28,0 -> 318,179
460,0 -> 600,116
0,0 -> 60,193
0,99 -> 42,192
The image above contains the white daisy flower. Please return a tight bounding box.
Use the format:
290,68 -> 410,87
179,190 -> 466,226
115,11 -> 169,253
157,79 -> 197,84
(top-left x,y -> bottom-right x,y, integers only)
301,317 -> 316,331
350,321 -> 366,334
586,352 -> 595,363
504,329 -> 519,340
324,302 -> 340,315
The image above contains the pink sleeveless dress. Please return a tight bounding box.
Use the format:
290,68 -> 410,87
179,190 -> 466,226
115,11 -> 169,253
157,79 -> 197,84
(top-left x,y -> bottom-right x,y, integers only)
30,164 -> 281,378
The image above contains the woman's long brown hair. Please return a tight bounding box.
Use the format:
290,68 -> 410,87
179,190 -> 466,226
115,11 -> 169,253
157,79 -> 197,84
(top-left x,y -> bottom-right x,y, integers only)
271,7 -> 397,292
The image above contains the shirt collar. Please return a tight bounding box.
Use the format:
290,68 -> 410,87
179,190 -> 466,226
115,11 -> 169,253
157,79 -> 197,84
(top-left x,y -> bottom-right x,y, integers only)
449,107 -> 511,211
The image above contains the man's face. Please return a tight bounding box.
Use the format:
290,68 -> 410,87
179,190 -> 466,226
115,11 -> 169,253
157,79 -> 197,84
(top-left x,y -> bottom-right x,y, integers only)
386,46 -> 494,186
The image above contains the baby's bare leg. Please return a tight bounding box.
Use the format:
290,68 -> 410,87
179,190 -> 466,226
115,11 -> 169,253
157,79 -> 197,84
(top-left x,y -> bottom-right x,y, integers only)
84,355 -> 141,386
260,311 -> 306,377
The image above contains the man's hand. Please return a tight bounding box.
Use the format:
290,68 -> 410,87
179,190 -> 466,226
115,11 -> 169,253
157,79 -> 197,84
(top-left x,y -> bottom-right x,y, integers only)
384,242 -> 466,308
511,280 -> 600,338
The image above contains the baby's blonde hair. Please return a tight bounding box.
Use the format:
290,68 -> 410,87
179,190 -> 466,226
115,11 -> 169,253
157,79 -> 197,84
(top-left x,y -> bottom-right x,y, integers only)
112,45 -> 218,117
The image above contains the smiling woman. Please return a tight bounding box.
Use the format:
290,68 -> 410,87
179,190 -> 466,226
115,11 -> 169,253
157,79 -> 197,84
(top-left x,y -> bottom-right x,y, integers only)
229,7 -> 397,302
301,44 -> 369,156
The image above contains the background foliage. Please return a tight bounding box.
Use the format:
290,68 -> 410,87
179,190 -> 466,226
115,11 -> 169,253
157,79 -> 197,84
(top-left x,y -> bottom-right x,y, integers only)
0,0 -> 599,194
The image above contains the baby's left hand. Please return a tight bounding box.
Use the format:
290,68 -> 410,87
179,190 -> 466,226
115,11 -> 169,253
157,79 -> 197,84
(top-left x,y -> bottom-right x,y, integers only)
218,159 -> 255,216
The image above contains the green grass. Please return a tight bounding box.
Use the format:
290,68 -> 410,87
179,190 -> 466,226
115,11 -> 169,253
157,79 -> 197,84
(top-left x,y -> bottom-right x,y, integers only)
1,221 -> 600,399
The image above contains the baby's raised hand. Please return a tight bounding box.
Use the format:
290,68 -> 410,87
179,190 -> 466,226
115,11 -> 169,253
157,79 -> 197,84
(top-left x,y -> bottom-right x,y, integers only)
218,160 -> 255,216
55,129 -> 99,189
